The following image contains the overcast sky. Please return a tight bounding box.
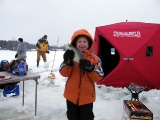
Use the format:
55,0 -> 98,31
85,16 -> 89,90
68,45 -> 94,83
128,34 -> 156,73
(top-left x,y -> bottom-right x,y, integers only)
0,0 -> 160,46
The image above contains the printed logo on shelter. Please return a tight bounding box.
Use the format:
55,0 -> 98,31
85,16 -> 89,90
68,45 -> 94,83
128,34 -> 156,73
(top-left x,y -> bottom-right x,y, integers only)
113,31 -> 141,38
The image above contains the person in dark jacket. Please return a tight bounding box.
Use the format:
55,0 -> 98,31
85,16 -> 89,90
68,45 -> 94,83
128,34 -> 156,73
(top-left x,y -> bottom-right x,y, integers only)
15,38 -> 27,61
59,29 -> 104,120
36,35 -> 49,67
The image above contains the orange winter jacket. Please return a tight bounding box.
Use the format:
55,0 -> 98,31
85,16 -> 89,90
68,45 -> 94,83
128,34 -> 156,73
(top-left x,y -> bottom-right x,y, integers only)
59,29 -> 104,106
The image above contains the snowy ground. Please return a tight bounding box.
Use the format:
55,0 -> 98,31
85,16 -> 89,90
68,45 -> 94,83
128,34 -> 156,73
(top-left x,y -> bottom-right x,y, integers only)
0,50 -> 160,120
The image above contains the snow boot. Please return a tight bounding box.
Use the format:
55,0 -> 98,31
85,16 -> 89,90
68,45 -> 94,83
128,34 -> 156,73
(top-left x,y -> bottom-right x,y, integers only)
37,61 -> 39,67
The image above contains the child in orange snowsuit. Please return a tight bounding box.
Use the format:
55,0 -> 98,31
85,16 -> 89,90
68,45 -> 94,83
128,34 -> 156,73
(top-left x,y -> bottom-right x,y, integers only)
59,29 -> 104,120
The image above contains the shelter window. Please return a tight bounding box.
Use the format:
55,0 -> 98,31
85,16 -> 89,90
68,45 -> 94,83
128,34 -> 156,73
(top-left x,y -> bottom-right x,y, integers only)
111,48 -> 115,55
146,46 -> 153,56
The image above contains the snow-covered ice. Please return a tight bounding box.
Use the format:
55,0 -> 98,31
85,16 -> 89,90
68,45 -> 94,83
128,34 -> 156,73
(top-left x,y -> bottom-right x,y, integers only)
0,50 -> 160,120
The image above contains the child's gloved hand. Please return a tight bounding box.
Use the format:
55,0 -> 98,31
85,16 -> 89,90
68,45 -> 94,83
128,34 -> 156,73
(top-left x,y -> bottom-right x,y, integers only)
63,49 -> 75,66
79,59 -> 95,72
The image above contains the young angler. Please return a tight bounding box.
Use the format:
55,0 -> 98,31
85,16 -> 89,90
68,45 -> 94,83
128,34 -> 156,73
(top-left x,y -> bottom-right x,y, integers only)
59,29 -> 104,120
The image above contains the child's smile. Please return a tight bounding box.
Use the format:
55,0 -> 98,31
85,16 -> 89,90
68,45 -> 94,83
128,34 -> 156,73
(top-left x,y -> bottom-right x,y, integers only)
76,37 -> 89,51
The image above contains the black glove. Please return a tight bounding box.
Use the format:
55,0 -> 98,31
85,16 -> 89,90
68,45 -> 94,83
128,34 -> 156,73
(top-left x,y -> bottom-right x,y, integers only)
79,59 -> 95,72
63,49 -> 75,66
15,54 -> 18,58
46,50 -> 50,54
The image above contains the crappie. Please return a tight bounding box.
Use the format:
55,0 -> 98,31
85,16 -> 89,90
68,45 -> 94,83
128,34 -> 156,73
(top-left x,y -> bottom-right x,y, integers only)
65,44 -> 83,63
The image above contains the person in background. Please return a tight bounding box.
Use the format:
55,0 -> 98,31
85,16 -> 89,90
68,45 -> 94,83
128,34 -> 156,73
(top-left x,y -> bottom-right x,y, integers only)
36,35 -> 49,67
15,38 -> 27,61
59,29 -> 104,120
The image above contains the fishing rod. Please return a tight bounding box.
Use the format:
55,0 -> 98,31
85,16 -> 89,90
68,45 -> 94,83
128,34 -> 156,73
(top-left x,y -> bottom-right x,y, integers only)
48,37 -> 59,79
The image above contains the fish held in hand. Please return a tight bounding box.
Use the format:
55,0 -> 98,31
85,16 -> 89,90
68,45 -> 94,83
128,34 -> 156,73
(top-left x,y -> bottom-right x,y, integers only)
64,44 -> 83,63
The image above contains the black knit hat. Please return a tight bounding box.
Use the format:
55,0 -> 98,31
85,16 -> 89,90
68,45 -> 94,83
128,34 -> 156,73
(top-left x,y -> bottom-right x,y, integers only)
18,38 -> 23,42
72,35 -> 92,49
43,35 -> 47,39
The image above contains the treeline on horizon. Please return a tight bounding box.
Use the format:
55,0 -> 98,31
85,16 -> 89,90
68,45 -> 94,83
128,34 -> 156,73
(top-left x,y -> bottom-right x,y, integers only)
0,40 -> 65,51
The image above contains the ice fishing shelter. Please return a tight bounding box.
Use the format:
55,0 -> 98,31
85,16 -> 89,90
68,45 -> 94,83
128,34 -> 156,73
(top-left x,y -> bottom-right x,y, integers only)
94,22 -> 160,90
